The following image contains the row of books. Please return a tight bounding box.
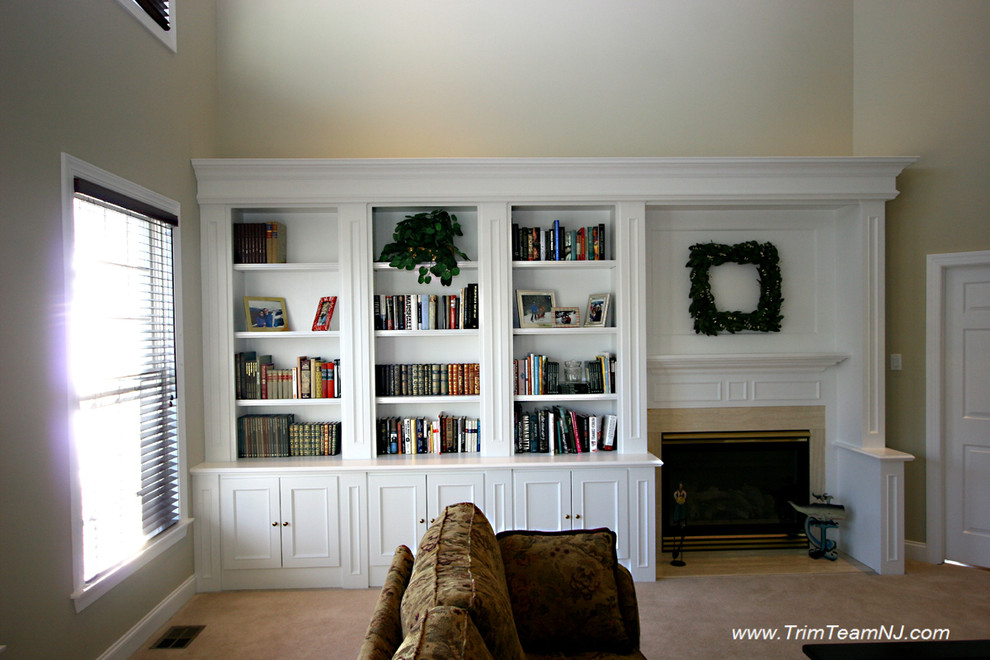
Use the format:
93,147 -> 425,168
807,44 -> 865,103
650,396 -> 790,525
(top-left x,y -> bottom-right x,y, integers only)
375,363 -> 480,397
376,414 -> 481,455
513,353 -> 616,395
235,352 -> 341,400
514,404 -> 617,454
512,220 -> 608,261
237,414 -> 341,457
373,283 -> 479,331
233,222 -> 287,264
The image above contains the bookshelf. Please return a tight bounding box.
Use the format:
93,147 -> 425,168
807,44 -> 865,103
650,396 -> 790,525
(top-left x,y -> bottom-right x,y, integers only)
510,205 -> 620,456
191,159 -> 659,590
371,206 -> 483,456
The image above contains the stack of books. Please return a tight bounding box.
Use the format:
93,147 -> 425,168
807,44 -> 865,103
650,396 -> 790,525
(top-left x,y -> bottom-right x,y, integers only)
375,363 -> 480,397
512,220 -> 608,261
233,222 -> 287,264
376,414 -> 480,455
513,404 -> 617,454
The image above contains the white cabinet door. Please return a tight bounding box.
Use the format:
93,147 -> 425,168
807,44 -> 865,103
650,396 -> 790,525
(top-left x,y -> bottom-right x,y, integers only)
572,468 -> 629,560
220,476 -> 281,570
427,472 -> 485,524
368,473 -> 427,568
513,470 -> 572,532
280,475 -> 340,569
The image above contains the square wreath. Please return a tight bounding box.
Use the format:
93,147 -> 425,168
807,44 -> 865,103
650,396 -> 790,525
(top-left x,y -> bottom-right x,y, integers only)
686,240 -> 783,336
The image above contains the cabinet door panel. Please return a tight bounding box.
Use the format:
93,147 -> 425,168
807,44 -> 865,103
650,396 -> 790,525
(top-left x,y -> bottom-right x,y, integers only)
281,476 -> 340,568
220,477 -> 281,570
572,469 -> 629,559
368,474 -> 427,566
427,472 -> 485,523
513,470 -> 571,532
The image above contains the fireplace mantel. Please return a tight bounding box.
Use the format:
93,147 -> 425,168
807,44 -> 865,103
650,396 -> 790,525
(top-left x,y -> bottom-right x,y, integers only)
643,157 -> 916,575
649,352 -> 849,373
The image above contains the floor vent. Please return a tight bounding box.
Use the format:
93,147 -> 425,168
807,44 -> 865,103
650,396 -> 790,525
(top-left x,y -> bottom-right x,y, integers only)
151,625 -> 205,649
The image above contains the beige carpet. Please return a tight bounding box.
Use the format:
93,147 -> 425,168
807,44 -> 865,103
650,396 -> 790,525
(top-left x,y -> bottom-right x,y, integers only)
129,560 -> 990,659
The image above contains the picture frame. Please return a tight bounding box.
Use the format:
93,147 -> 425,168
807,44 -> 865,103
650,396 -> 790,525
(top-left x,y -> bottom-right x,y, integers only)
311,296 -> 337,331
552,306 -> 580,327
516,289 -> 556,328
244,296 -> 289,331
584,293 -> 610,327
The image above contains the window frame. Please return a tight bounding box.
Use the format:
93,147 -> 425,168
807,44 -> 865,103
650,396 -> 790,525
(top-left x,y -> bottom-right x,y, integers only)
115,0 -> 177,52
61,154 -> 190,612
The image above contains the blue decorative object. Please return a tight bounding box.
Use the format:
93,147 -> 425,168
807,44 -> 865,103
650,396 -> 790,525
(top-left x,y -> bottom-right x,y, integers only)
789,493 -> 846,561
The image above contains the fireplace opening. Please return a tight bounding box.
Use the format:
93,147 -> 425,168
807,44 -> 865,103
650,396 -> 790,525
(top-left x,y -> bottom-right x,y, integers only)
661,429 -> 810,551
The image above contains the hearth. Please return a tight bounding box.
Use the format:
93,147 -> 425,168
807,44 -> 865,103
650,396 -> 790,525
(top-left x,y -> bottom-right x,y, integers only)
661,429 -> 810,551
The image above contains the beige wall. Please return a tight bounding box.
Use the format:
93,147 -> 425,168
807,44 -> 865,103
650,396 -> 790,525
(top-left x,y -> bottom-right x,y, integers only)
0,1 -> 216,658
215,0 -> 854,157
853,0 -> 990,543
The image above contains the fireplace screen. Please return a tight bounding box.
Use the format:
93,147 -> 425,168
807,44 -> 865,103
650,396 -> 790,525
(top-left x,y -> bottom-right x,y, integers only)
661,430 -> 810,551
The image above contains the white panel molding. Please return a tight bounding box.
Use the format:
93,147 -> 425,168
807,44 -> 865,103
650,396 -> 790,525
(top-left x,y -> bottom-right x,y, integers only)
752,380 -> 822,402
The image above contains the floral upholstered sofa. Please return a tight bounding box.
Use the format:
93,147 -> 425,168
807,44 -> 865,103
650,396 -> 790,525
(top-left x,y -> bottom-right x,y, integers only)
357,502 -> 645,660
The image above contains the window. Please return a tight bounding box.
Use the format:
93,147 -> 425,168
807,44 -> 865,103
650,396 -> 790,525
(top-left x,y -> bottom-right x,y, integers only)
116,0 -> 176,52
62,155 -> 188,611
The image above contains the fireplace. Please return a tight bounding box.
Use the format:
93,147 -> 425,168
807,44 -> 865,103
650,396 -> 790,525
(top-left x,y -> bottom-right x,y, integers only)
661,429 -> 810,551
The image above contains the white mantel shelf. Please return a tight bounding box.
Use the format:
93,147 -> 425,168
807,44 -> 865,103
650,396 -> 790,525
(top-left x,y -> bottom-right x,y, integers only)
649,352 -> 850,373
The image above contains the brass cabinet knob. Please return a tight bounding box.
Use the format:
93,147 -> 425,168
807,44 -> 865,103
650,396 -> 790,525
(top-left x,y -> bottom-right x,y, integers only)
283,521 -> 290,526
430,518 -> 435,524
564,514 -> 571,520
272,522 -> 278,527
575,514 -> 582,519
419,518 -> 425,524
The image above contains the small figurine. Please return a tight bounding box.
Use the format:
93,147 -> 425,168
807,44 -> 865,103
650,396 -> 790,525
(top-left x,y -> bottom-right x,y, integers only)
670,482 -> 688,567
672,482 -> 687,524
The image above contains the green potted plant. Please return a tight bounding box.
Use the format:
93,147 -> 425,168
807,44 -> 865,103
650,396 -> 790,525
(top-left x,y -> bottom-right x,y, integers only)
378,209 -> 469,286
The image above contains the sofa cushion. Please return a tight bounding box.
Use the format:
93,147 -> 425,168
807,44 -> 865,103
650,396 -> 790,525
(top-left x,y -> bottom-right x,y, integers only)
401,502 -> 525,660
392,606 -> 494,660
497,528 -> 634,654
357,544 -> 415,660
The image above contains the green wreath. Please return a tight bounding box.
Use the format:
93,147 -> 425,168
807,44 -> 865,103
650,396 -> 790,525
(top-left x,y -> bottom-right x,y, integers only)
686,241 -> 783,336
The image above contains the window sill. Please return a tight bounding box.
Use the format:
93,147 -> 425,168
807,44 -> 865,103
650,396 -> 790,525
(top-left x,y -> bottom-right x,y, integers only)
71,518 -> 191,613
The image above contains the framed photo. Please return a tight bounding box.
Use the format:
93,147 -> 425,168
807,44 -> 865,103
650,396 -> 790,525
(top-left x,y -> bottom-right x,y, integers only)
516,289 -> 556,328
311,296 -> 337,331
552,306 -> 580,327
244,296 -> 289,331
584,293 -> 610,327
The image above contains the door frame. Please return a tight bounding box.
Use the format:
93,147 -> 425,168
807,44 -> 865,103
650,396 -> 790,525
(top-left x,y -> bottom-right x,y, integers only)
926,249 -> 990,564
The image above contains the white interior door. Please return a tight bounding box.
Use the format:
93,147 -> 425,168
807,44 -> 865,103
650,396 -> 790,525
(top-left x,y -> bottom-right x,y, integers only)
944,261 -> 990,568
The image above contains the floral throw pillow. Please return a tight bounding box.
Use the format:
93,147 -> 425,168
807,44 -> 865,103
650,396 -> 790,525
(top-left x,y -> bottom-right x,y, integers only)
496,528 -> 634,654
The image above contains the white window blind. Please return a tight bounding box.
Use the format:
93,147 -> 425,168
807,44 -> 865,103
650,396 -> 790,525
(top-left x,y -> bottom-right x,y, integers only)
69,187 -> 180,584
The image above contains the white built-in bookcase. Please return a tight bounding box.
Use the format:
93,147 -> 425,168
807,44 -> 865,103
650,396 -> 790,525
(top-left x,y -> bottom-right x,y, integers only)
196,166 -> 651,464
190,157 -> 914,589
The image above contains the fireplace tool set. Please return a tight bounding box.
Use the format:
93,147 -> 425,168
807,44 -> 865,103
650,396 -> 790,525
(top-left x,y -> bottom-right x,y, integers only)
789,493 -> 846,561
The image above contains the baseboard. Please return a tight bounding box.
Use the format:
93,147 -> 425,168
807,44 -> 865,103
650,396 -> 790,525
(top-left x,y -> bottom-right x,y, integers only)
904,539 -> 929,563
97,575 -> 197,660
